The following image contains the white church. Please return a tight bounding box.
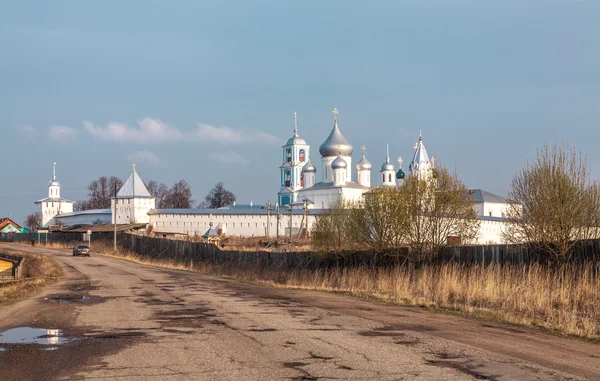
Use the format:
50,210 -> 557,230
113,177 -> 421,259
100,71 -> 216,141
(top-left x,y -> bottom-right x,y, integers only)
38,109 -> 514,244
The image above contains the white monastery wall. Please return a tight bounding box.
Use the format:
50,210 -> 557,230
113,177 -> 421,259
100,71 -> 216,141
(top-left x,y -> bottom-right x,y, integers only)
150,212 -> 318,238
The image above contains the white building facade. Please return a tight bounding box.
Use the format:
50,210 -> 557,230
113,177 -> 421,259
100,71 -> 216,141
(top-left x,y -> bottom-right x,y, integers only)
111,165 -> 156,224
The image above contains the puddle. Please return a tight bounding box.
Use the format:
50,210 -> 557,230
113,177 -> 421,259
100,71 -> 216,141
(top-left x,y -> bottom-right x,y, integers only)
0,327 -> 71,345
44,295 -> 90,304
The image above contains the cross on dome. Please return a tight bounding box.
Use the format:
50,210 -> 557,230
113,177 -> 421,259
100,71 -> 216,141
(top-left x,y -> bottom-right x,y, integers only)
333,108 -> 339,123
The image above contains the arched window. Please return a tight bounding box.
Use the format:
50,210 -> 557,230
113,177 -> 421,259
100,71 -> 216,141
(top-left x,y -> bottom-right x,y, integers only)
299,149 -> 305,162
389,173 -> 392,182
300,172 -> 304,187
382,174 -> 385,182
285,170 -> 291,187
286,149 -> 292,162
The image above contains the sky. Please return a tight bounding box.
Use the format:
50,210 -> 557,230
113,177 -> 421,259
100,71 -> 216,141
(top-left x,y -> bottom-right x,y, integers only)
1,1 -> 599,224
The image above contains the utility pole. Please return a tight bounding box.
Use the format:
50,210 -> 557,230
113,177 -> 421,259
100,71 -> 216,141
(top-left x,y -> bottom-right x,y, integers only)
266,202 -> 271,238
289,204 -> 293,240
298,199 -> 308,239
276,202 -> 280,241
113,182 -> 117,252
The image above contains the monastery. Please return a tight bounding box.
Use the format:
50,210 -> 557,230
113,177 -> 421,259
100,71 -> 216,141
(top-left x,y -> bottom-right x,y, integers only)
39,109 -> 513,244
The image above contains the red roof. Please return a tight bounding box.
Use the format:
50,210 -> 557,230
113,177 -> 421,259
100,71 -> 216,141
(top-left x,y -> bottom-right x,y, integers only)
0,218 -> 22,231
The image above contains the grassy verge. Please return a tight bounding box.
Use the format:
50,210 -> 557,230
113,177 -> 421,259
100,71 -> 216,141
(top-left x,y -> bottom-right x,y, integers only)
19,241 -> 600,341
0,249 -> 63,304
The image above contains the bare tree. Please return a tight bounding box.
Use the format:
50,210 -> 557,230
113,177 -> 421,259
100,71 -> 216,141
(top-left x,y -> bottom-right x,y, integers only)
399,167 -> 479,261
344,167 -> 478,261
310,199 -> 352,253
204,182 -> 236,208
503,143 -> 600,261
146,180 -> 169,208
77,176 -> 123,210
163,180 -> 194,208
347,187 -> 405,252
24,212 -> 42,232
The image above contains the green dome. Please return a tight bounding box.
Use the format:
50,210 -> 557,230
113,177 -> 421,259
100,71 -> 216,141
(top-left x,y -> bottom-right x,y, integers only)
396,169 -> 405,180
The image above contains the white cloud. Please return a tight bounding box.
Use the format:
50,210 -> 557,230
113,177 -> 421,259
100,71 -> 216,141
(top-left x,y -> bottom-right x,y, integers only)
49,125 -> 78,142
208,150 -> 249,166
82,118 -> 280,146
126,151 -> 160,167
196,123 -> 281,145
84,118 -> 182,143
20,124 -> 36,136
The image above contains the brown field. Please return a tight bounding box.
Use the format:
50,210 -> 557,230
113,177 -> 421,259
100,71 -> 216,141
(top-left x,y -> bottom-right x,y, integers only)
12,241 -> 600,340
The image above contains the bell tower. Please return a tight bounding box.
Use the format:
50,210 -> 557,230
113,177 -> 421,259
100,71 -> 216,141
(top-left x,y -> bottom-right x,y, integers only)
278,112 -> 310,206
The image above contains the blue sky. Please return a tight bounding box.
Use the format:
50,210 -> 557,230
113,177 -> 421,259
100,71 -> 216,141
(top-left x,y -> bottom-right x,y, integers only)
1,1 -> 599,223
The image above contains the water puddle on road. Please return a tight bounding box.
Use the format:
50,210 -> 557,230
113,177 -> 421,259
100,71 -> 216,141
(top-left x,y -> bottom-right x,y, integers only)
44,295 -> 90,304
0,327 -> 72,345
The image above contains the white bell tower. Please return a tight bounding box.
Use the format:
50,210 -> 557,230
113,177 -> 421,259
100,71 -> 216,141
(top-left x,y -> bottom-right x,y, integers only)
380,145 -> 396,187
35,162 -> 74,228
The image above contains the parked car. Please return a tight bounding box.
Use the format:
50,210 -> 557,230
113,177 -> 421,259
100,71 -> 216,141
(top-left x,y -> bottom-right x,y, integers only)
73,245 -> 90,257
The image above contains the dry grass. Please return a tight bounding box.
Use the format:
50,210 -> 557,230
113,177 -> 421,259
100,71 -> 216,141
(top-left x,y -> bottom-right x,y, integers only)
0,250 -> 63,304
15,241 -> 600,340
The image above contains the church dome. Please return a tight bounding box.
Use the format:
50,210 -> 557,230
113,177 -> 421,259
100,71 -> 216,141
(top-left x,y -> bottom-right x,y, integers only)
356,150 -> 372,171
48,179 -> 60,187
331,155 -> 347,170
380,161 -> 394,172
319,122 -> 353,157
396,168 -> 405,180
302,160 -> 317,173
286,134 -> 307,146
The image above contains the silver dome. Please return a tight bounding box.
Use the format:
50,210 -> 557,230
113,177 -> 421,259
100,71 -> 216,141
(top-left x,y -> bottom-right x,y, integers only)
380,160 -> 394,172
331,155 -> 347,170
302,160 -> 317,173
356,154 -> 372,171
319,122 -> 353,157
285,134 -> 307,146
48,179 -> 60,187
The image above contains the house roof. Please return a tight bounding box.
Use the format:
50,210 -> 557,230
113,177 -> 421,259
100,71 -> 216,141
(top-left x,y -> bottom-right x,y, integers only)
202,223 -> 220,238
35,196 -> 73,204
54,209 -> 112,219
470,189 -> 508,204
0,218 -> 22,231
56,223 -> 146,233
117,167 -> 153,199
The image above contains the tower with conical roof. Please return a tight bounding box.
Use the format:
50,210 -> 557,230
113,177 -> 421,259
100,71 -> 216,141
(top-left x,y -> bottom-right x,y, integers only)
409,132 -> 434,179
111,164 -> 155,224
319,108 -> 353,183
35,162 -> 74,227
278,112 -> 311,206
380,145 -> 395,187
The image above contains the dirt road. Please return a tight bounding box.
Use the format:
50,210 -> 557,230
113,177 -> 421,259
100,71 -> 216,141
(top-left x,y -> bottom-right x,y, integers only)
0,243 -> 598,380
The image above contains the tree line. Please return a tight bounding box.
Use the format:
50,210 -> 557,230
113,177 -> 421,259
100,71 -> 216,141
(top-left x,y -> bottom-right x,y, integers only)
73,178 -> 236,210
23,179 -> 237,230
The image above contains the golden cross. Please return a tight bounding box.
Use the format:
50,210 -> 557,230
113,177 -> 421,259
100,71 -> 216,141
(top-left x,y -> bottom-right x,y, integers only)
333,108 -> 339,123
397,157 -> 403,168
361,145 -> 366,155
132,163 -> 136,172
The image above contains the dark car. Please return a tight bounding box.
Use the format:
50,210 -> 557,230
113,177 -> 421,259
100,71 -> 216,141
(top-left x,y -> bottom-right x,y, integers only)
73,245 -> 90,257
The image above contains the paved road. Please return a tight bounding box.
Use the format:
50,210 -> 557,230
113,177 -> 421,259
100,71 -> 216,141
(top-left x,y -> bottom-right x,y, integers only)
0,244 -> 598,380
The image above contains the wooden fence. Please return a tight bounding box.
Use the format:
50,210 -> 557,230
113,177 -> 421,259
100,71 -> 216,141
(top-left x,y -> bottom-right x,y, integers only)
4,232 -> 600,268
